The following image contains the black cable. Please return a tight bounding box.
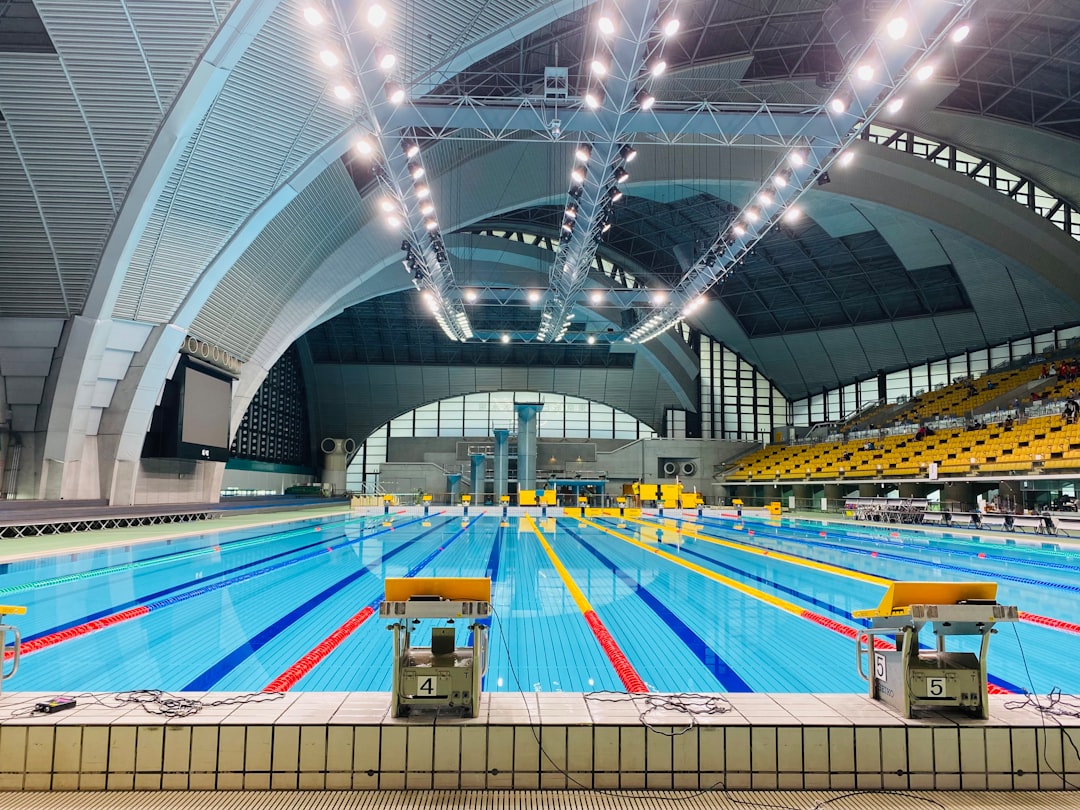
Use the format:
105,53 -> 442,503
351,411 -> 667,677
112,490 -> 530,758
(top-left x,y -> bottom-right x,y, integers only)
488,603 -> 945,808
1,689 -> 284,719
1003,623 -> 1080,790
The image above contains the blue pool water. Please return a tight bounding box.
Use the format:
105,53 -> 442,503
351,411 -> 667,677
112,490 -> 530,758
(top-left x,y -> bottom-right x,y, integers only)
2,510 -> 1077,694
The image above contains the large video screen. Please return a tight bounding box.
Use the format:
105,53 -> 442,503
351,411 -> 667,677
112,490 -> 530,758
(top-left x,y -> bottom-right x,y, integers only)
181,366 -> 232,449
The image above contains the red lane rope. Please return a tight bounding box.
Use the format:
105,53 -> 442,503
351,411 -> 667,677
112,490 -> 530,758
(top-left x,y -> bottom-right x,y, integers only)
263,606 -> 376,692
987,683 -> 1009,695
583,609 -> 647,693
1020,611 -> 1080,634
799,610 -> 894,650
3,606 -> 150,660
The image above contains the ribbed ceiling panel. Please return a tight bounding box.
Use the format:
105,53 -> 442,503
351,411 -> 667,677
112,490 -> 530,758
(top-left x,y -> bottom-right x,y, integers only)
113,3 -> 355,323
34,0 -> 200,197
191,163 -> 363,360
124,0 -> 234,101
0,128 -> 65,316
0,55 -> 113,316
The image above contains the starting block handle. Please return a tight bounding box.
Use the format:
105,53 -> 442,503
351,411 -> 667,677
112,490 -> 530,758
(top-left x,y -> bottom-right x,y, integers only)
0,624 -> 21,693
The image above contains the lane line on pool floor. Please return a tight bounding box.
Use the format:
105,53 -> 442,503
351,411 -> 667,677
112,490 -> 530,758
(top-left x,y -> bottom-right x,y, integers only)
521,515 -> 646,693
263,518 -> 481,691
660,514 -> 1080,639
189,517 -> 478,691
559,523 -> 751,692
3,515 -> 438,663
575,515 -> 1022,694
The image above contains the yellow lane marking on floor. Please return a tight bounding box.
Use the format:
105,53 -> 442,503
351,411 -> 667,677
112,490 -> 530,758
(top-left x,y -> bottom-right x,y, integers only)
620,514 -> 891,587
522,514 -> 593,615
570,516 -> 809,617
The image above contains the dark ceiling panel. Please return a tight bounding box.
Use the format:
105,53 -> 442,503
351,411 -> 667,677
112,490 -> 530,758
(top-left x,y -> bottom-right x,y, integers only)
0,0 -> 55,54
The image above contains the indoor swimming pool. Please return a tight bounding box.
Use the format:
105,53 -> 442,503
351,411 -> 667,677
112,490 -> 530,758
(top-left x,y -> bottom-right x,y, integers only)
1,510 -> 1077,695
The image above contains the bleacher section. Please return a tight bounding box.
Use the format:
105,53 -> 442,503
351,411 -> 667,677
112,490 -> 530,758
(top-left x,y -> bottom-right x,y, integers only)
725,410 -> 1079,482
902,365 -> 1044,422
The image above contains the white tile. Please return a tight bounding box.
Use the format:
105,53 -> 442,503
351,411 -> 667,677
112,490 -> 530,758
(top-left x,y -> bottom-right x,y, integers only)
566,726 -> 592,772
217,725 -> 245,774
854,727 -> 881,774
106,772 -> 134,790
79,773 -> 106,791
459,725 -> 486,773
515,726 -> 540,773
52,726 -> 81,773
727,726 -> 751,772
671,726 -> 697,775
933,727 -> 959,775
135,725 -> 164,773
217,772 -> 244,790
699,726 -> 724,773
777,726 -> 801,773
22,726 -> 52,774
23,773 -> 51,791
620,726 -> 645,772
272,725 -> 299,773
352,726 -> 379,775
108,725 -> 136,774
188,773 -> 217,790
906,727 -> 934,776
803,727 -> 828,773
162,726 -> 190,773
243,772 -> 270,789
407,725 -> 433,772
381,725 -> 407,773
593,726 -> 619,771
433,725 -> 459,772
189,726 -> 218,773
298,726 -> 326,772
324,726 -> 351,773
245,725 -> 272,773
880,727 -> 906,779
646,726 -> 673,773
0,725 -> 25,777
751,726 -> 777,775
271,772 -> 299,789
325,772 -> 352,789
540,726 -> 567,773
135,772 -> 162,790
829,726 -> 854,773
959,726 -> 986,772
487,726 -> 514,772
52,773 -> 79,790
1037,728 -> 1065,789
162,773 -> 189,790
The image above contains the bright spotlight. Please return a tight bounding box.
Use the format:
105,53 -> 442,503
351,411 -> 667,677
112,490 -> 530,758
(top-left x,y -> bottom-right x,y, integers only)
915,64 -> 934,81
663,18 -> 680,37
856,64 -> 874,82
651,60 -> 667,77
829,97 -> 847,114
367,3 -> 387,27
951,23 -> 971,43
591,59 -> 608,77
302,6 -> 324,26
598,16 -> 615,35
318,48 -> 339,68
887,97 -> 905,113
886,17 -> 908,40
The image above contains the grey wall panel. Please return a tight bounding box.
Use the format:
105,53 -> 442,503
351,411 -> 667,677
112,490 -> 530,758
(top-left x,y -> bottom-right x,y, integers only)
815,328 -> 869,384
311,362 -> 682,443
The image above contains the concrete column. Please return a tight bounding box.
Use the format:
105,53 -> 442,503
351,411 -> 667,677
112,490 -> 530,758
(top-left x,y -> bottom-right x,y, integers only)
515,402 -> 544,492
447,474 -> 462,502
471,453 -> 486,500
493,429 -> 509,500
319,438 -> 351,495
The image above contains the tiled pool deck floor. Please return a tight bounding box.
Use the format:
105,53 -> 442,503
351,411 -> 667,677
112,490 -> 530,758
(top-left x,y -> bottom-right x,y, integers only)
0,690 -> 1077,793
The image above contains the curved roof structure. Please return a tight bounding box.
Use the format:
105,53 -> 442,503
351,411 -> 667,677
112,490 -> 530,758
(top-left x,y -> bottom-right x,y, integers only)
1,0 -> 1080,501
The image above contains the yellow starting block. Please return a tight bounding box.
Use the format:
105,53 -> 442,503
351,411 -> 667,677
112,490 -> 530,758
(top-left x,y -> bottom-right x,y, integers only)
381,578 -> 490,718
0,605 -> 26,696
854,582 -> 1018,719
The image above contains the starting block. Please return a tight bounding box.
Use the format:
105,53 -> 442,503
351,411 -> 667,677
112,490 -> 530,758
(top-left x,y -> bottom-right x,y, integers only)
381,578 -> 490,718
854,582 -> 1018,719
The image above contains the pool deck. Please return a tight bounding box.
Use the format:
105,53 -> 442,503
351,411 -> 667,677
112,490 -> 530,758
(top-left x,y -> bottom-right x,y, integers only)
0,503 -> 1077,795
0,690 -> 1077,793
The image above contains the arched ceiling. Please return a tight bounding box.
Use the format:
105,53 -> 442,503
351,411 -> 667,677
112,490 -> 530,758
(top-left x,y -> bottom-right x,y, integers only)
1,0 -> 1080,457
